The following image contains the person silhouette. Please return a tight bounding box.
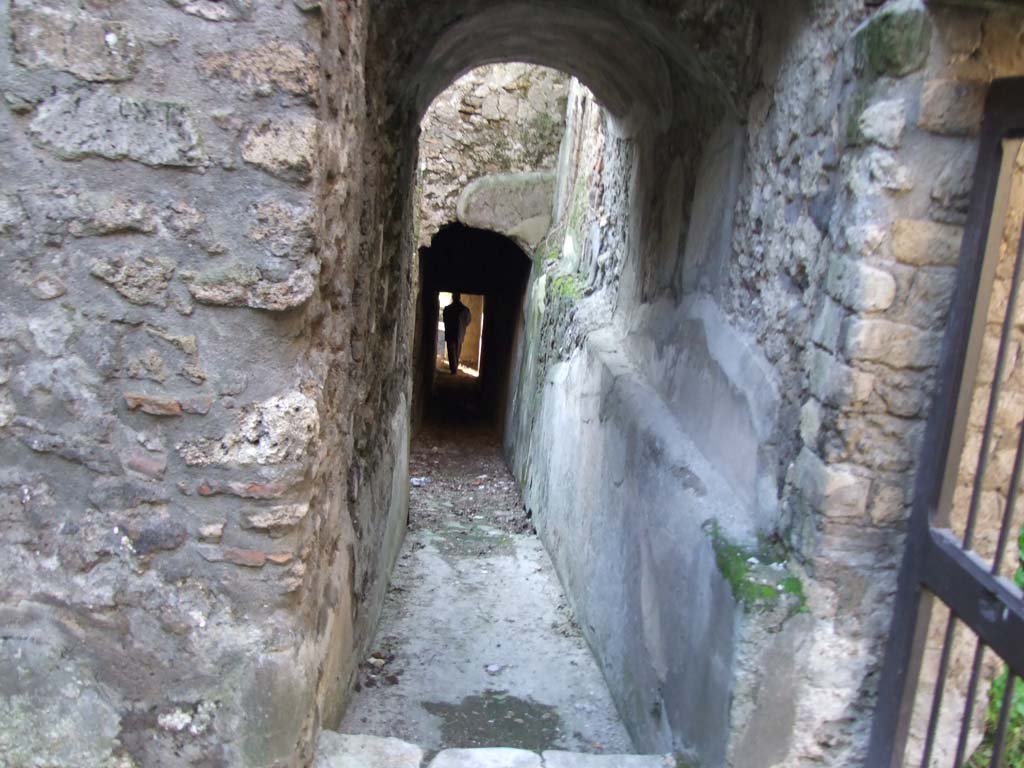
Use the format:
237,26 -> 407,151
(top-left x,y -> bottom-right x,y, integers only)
442,293 -> 472,375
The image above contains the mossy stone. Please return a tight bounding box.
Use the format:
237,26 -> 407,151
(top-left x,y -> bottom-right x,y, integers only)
855,3 -> 932,79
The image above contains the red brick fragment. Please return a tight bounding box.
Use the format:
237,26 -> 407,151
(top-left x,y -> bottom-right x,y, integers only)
221,547 -> 267,568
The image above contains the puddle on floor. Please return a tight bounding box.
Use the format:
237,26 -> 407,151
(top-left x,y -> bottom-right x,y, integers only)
422,689 -> 565,753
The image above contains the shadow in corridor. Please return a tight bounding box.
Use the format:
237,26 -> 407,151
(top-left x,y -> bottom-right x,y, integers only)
427,369 -> 486,430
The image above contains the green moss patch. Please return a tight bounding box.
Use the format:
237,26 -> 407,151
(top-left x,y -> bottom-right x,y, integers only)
550,274 -> 582,301
703,520 -> 807,615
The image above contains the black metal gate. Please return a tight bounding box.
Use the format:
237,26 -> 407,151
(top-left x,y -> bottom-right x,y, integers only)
868,78 -> 1024,767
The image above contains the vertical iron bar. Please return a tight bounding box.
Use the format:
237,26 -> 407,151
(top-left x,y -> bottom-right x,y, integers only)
993,420 -> 1024,576
953,639 -> 986,766
987,673 -> 1017,768
963,217 -> 1024,549
921,614 -> 959,767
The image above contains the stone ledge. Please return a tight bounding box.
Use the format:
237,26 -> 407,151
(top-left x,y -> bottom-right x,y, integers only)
313,734 -> 675,768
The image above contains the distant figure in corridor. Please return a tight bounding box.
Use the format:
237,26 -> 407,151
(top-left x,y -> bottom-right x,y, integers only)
442,293 -> 472,374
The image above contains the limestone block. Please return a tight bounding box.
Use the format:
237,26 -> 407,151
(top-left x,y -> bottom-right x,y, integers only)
891,219 -> 963,266
146,326 -> 198,356
875,370 -> 931,418
835,411 -> 925,473
937,11 -> 982,55
811,297 -> 846,352
30,92 -> 205,167
826,257 -> 896,312
11,3 -> 142,82
69,196 -> 159,237
456,171 -> 555,249
808,348 -> 875,408
791,447 -> 870,518
853,0 -> 931,79
197,479 -> 292,499
242,503 -> 310,537
869,483 -> 908,525
198,523 -> 224,542
844,318 -> 943,369
800,398 -> 824,445
242,116 -> 318,183
979,9 -> 1024,77
542,752 -> 673,768
930,147 -> 977,223
90,253 -> 176,306
176,391 -> 319,467
181,261 -> 316,311
968,386 -> 1024,432
315,732 -> 424,768
200,41 -> 318,100
164,0 -> 253,22
987,276 -> 1024,328
857,99 -> 906,148
976,334 -> 1019,386
429,748 -> 542,768
918,79 -> 986,136
867,150 -> 913,193
846,223 -> 886,258
248,199 -> 315,260
906,266 -> 957,328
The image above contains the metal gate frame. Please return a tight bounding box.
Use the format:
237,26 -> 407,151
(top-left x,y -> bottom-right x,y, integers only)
867,77 -> 1024,766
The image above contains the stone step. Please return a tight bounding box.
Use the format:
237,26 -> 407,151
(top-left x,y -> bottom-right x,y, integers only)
315,733 -> 676,768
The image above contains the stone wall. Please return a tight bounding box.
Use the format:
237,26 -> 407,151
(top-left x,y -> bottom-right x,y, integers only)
416,64 -> 568,249
504,1 -> 1024,766
1,0 -> 413,765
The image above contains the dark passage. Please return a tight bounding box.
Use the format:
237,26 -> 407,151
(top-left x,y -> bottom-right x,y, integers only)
414,223 -> 532,431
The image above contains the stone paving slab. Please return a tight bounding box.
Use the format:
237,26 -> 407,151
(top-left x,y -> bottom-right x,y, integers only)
541,751 -> 674,768
316,732 -> 424,768
429,747 -> 543,768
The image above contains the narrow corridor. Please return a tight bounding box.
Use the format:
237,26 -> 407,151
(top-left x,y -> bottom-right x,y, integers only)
338,373 -> 633,757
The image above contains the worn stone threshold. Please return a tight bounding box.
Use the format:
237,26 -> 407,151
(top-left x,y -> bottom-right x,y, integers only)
316,732 -> 675,768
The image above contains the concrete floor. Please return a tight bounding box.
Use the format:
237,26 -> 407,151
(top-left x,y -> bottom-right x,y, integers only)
339,384 -> 633,755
